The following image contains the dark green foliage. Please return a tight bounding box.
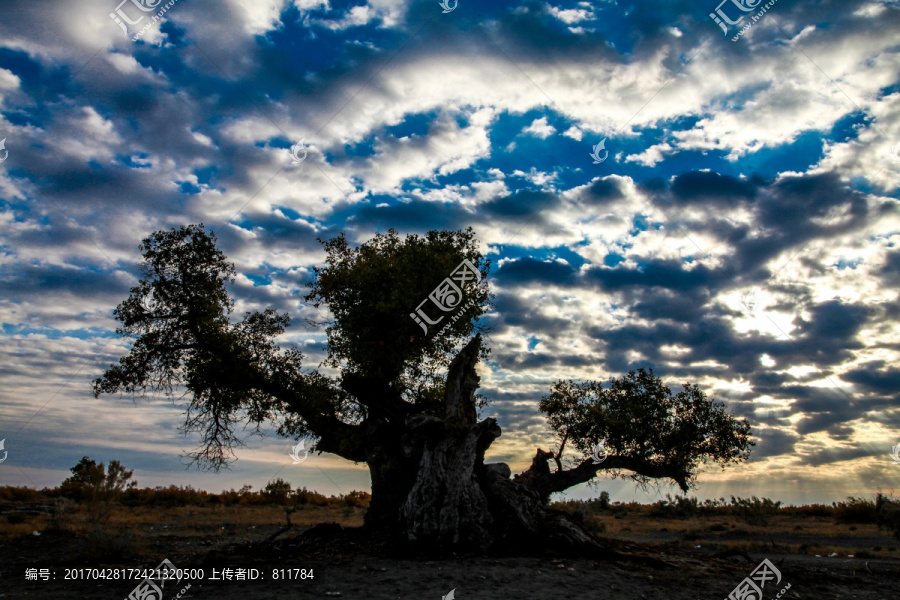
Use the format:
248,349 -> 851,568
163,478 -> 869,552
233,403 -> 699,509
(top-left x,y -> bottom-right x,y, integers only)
304,227 -> 491,400
93,224 -> 307,468
540,368 -> 754,491
94,225 -> 492,469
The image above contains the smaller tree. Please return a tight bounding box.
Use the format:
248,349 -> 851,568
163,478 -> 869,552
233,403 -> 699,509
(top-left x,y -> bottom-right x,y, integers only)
262,478 -> 293,505
60,456 -> 136,524
523,368 -> 753,501
263,478 -> 297,526
598,490 -> 611,510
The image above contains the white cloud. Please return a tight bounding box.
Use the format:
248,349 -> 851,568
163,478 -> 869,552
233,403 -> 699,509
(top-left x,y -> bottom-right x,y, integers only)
522,116 -> 556,139
227,0 -> 289,35
0,67 -> 20,90
312,0 -> 404,30
1,0 -> 898,503
626,142 -> 673,167
562,126 -> 583,141
546,6 -> 594,24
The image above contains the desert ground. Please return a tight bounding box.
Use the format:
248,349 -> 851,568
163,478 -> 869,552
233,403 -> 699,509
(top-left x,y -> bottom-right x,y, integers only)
2,495 -> 899,599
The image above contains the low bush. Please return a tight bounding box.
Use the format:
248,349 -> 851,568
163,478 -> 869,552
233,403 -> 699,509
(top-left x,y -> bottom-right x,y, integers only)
834,496 -> 877,524
730,496 -> 781,526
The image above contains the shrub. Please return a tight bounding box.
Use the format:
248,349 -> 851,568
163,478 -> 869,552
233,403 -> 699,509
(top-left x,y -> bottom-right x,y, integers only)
263,479 -> 293,505
831,493 -> 899,535
122,485 -> 213,508
0,486 -> 50,503
219,484 -> 259,506
341,490 -> 371,508
875,494 -> 900,539
293,486 -> 330,506
730,496 -> 781,526
649,494 -> 700,519
786,503 -> 831,518
47,498 -> 77,533
60,457 -> 136,525
833,496 -> 877,524
700,497 -> 729,516
598,491 -> 610,510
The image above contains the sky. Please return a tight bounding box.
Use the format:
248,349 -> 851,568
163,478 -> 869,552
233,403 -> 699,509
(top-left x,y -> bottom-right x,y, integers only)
0,0 -> 898,506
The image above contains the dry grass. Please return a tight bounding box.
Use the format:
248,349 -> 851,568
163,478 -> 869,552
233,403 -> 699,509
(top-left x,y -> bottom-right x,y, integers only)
105,503 -> 367,530
3,491 -> 898,565
1,516 -> 50,538
0,502 -> 367,565
0,501 -> 366,540
581,513 -> 900,559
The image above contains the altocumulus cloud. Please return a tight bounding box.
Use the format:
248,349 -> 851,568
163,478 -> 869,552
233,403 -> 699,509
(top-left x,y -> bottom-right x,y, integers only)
0,0 -> 898,503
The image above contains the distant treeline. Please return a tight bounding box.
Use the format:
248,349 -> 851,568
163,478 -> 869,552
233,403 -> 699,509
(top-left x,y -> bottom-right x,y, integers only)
551,492 -> 900,535
0,479 -> 370,509
3,484 -> 896,526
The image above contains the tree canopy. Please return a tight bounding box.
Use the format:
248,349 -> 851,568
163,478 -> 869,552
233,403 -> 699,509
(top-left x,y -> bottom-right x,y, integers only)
60,456 -> 136,502
304,228 -> 492,403
535,369 -> 754,494
94,224 -> 491,469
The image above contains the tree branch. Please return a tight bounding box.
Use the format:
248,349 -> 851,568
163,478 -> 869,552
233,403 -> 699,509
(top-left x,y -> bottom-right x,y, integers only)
554,432 -> 567,473
515,449 -> 691,502
244,366 -> 367,463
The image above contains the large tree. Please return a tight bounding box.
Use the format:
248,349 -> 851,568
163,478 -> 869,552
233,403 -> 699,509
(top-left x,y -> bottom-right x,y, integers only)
95,224 -> 753,554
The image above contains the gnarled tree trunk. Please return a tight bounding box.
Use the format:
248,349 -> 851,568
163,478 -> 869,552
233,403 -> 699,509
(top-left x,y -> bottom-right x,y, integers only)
361,335 -> 611,556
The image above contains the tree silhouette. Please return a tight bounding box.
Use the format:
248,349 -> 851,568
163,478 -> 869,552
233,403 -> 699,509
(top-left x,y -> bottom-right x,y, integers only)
60,456 -> 136,524
521,370 -> 753,502
95,224 -> 753,554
